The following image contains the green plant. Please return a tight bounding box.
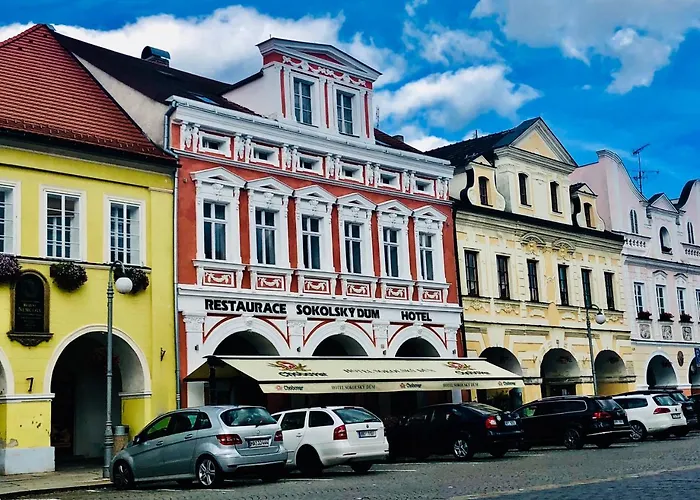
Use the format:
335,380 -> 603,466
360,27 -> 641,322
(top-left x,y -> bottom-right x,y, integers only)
0,254 -> 21,283
50,261 -> 88,291
114,266 -> 149,294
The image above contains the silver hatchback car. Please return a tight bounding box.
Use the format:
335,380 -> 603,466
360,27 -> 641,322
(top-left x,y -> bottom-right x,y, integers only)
110,406 -> 287,489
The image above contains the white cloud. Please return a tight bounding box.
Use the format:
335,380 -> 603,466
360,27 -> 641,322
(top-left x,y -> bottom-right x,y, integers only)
403,21 -> 499,65
0,6 -> 405,87
472,0 -> 700,93
375,65 -> 540,129
397,124 -> 450,151
405,0 -> 429,17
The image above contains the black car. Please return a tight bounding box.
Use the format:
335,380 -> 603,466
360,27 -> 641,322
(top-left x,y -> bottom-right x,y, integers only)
386,403 -> 523,460
513,396 -> 630,450
618,390 -> 699,434
689,394 -> 700,417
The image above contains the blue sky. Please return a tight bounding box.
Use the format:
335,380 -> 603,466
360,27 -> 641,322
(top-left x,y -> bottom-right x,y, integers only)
2,0 -> 700,198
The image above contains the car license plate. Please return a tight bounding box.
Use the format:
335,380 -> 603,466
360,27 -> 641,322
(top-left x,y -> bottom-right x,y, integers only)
358,430 -> 377,438
248,438 -> 269,448
614,420 -> 624,426
673,413 -> 681,419
504,420 -> 517,427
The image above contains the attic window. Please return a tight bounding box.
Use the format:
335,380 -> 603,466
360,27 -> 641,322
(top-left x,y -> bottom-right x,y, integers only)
660,227 -> 672,254
380,171 -> 400,188
253,148 -> 273,162
583,203 -> 593,228
341,164 -> 361,180
415,178 -> 434,194
299,157 -> 321,173
201,136 -> 225,152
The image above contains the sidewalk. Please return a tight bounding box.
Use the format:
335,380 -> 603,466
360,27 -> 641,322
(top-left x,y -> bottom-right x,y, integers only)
0,466 -> 110,497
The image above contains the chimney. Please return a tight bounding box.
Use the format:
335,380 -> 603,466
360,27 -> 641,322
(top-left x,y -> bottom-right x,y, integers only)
393,134 -> 405,142
141,46 -> 171,67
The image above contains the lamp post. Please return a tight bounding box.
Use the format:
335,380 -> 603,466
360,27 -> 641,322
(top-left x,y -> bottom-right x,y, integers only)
584,302 -> 606,396
103,262 -> 133,479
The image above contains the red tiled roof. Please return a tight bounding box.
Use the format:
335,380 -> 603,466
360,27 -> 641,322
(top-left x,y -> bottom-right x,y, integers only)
0,24 -> 173,162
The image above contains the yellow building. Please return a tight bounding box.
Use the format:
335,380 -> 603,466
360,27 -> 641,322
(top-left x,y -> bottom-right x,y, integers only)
0,25 -> 177,474
428,118 -> 635,407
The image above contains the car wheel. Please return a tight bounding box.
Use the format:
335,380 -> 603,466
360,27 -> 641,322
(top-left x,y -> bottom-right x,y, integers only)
595,440 -> 613,449
112,461 -> 134,490
196,456 -> 223,488
350,462 -> 373,474
673,428 -> 689,438
489,446 -> 508,458
629,421 -> 647,442
452,438 -> 474,460
563,428 -> 584,450
297,447 -> 323,477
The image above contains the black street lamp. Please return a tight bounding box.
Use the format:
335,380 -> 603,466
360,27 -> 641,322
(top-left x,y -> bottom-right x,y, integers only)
584,303 -> 606,396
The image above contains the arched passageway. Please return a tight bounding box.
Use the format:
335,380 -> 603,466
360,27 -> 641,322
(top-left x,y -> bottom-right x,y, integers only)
540,348 -> 580,397
646,354 -> 678,389
594,350 -> 629,395
312,334 -> 368,357
478,347 -> 523,410
396,337 -> 440,357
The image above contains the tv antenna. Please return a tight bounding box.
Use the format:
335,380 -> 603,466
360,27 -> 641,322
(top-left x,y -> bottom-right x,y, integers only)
632,143 -> 658,196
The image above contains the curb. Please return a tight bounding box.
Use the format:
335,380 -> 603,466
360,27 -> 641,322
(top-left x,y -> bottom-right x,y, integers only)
3,480 -> 112,499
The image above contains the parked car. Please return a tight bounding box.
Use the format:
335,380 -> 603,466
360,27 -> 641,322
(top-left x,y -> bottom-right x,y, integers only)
689,394 -> 700,417
272,406 -> 388,476
613,394 -> 686,441
386,403 -> 523,460
617,390 -> 698,435
110,406 -> 287,489
513,396 -> 629,450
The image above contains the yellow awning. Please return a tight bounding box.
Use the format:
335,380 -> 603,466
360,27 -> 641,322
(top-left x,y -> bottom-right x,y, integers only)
186,356 -> 523,394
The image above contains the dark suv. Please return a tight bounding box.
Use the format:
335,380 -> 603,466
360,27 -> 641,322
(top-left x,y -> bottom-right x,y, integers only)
513,396 -> 630,450
386,403 -> 523,460
618,390 -> 699,434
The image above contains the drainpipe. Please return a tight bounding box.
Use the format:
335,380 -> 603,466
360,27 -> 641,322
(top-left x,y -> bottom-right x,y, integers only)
451,204 -> 468,358
163,102 -> 181,409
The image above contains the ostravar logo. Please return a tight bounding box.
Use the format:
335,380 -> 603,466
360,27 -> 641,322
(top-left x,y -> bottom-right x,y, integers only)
446,362 -> 472,371
268,360 -> 309,372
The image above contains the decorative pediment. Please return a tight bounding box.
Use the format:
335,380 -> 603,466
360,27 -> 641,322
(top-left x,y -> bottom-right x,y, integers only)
649,193 -> 679,213
293,185 -> 336,203
191,167 -> 246,188
246,177 -> 293,196
511,119 -> 577,166
552,239 -> 575,259
675,273 -> 688,286
337,193 -> 375,210
521,233 -> 547,246
653,270 -> 668,284
376,200 -> 412,216
413,206 -> 447,222
572,183 -> 597,197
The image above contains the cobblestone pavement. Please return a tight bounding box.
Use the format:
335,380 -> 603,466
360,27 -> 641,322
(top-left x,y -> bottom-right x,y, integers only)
14,434 -> 700,500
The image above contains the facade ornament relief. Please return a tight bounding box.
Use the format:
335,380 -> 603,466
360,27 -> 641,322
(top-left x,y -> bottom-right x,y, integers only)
402,171 -> 410,193
281,145 -> 292,170
290,146 -> 300,171
244,135 -> 253,163
233,133 -> 245,161
281,55 -> 370,89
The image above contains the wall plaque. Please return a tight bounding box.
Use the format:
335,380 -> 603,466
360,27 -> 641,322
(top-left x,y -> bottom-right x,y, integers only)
8,270 -> 52,347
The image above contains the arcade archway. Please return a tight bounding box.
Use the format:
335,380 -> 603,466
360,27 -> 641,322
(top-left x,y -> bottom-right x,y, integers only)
646,354 -> 678,389
396,337 -> 440,357
540,348 -> 580,397
594,350 -> 629,395
479,347 -> 523,410
312,334 -> 368,357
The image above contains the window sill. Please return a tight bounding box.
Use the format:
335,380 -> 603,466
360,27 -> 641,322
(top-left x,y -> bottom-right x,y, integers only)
339,273 -> 378,283
193,259 -> 244,271
248,264 -> 294,274
416,279 -> 450,289
339,131 -> 360,139
296,268 -> 338,279
379,276 -> 415,286
493,297 -> 519,304
294,120 -> 318,129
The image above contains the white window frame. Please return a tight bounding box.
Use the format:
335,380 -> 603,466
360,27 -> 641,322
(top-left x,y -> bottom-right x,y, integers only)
289,73 -> 322,127
378,169 -> 401,189
339,163 -> 364,183
41,186 -> 86,261
656,284 -> 666,314
294,186 -> 335,272
337,193 -> 375,276
297,155 -> 323,175
377,200 -> 412,280
678,287 -> 687,315
413,206 -> 447,283
413,177 -> 435,196
251,143 -> 279,165
191,167 -> 245,264
104,196 -> 146,266
336,89 -> 355,135
634,282 -> 645,314
197,131 -> 231,158
331,83 -> 363,138
248,177 -> 293,268
0,181 -> 20,255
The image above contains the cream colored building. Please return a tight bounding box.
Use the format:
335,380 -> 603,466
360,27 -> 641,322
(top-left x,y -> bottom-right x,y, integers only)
428,118 -> 635,407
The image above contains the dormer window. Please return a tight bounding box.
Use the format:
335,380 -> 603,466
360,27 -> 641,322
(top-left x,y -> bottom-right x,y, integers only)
688,221 -> 695,244
660,227 -> 672,254
550,181 -> 560,213
337,91 -> 354,135
478,176 -> 490,206
584,203 -> 593,228
294,78 -> 313,125
518,173 -> 529,205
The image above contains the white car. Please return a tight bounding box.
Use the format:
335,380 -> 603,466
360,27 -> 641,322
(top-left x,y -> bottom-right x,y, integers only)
613,394 -> 686,441
272,406 -> 389,476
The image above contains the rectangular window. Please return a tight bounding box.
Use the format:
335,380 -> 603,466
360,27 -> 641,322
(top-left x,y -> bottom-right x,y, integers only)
678,288 -> 686,315
464,250 -> 479,297
46,192 -> 80,259
383,227 -> 399,278
696,289 -> 700,318
550,182 -> 560,213
0,188 -> 14,253
478,177 -> 489,205
527,260 -> 539,302
604,272 -> 615,310
344,222 -> 362,274
253,148 -> 272,162
581,269 -> 592,307
656,285 -> 666,314
203,202 -> 227,261
519,173 -> 529,205
299,158 -> 319,171
558,265 -> 569,306
419,232 -> 434,281
301,215 -> 321,270
634,283 -> 645,313
496,255 -> 510,299
293,79 -> 313,125
255,209 -> 276,265
201,136 -> 224,152
110,201 -> 141,264
336,91 -> 354,135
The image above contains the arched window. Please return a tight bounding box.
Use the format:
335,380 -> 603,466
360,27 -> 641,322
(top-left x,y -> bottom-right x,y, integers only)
583,203 -> 593,228
518,173 -> 529,205
688,222 -> 695,245
478,176 -> 489,206
630,210 -> 639,234
660,227 -> 672,254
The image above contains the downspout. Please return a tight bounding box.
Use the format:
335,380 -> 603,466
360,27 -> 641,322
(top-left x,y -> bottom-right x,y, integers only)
164,101 -> 181,409
451,204 -> 468,358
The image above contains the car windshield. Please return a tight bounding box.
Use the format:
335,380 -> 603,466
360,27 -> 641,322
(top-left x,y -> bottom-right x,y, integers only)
220,407 -> 276,427
462,403 -> 502,416
332,407 -> 381,424
596,399 -> 622,411
653,395 -> 676,406
670,392 -> 690,402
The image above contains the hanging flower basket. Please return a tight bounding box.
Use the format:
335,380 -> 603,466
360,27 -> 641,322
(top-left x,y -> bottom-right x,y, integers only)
50,261 -> 88,291
114,266 -> 149,294
659,312 -> 674,322
0,254 -> 21,283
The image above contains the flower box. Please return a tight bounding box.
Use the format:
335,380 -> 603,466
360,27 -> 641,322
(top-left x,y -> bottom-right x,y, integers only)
659,312 -> 674,322
0,254 -> 21,283
637,310 -> 652,321
50,261 -> 88,291
114,266 -> 149,294
680,313 -> 693,323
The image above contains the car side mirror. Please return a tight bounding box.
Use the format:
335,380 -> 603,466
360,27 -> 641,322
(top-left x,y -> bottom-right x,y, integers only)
133,435 -> 142,445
